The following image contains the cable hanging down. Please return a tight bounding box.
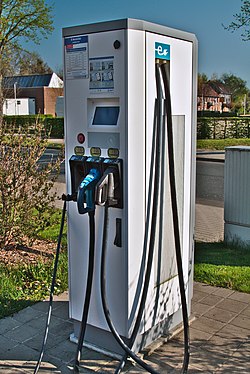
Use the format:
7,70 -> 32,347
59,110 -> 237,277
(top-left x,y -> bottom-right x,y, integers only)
33,198 -> 67,374
160,60 -> 190,373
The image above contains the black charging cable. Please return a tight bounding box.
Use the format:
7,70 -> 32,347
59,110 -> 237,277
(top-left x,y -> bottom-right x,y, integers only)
100,203 -> 160,374
73,210 -> 96,372
34,195 -> 69,374
115,64 -> 164,373
160,61 -> 190,373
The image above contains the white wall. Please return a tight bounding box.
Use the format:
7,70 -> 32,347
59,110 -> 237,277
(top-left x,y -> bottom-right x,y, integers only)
3,98 -> 35,115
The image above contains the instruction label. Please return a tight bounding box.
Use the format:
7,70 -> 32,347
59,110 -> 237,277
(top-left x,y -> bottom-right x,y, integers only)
65,35 -> 89,79
89,57 -> 114,92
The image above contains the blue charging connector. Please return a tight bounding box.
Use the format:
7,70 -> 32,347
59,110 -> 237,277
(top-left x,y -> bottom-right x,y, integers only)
77,168 -> 101,214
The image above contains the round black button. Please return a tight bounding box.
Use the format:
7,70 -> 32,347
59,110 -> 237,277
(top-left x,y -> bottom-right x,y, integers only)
113,40 -> 121,49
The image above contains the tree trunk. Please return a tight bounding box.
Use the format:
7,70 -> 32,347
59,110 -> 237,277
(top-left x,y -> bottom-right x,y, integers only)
0,54 -> 4,128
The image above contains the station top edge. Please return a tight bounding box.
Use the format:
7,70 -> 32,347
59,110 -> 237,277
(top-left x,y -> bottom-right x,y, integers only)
62,18 -> 197,44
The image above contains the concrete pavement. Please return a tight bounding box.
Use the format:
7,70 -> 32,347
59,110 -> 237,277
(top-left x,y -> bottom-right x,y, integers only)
0,281 -> 249,373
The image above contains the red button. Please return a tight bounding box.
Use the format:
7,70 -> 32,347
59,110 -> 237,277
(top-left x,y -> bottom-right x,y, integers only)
77,133 -> 85,144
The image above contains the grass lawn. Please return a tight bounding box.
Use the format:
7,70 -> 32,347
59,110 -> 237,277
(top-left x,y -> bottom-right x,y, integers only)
197,138 -> 250,150
194,241 -> 250,293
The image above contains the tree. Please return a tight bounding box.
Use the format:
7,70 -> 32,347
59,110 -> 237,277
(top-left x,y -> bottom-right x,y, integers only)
0,0 -> 54,124
225,0 -> 250,40
220,73 -> 248,98
18,51 -> 53,75
198,73 -> 208,94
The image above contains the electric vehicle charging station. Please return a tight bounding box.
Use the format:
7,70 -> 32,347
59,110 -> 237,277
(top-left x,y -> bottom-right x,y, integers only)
62,18 -> 197,364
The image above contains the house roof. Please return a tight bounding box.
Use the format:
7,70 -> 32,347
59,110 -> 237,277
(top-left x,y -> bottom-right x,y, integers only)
3,73 -> 63,89
198,81 -> 232,97
208,81 -> 231,95
198,83 -> 219,97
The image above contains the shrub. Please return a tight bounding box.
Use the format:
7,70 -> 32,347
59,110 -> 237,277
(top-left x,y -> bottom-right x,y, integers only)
0,119 -> 63,248
3,115 -> 64,139
44,117 -> 64,138
197,116 -> 250,139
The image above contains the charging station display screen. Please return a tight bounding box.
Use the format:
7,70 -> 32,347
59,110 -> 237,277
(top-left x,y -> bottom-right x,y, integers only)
92,106 -> 119,126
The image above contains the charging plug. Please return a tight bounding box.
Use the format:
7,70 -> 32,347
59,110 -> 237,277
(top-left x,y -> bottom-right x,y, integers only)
77,168 -> 101,214
95,167 -> 118,207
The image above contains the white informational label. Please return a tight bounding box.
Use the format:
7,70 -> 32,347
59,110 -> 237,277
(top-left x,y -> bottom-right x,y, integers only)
89,57 -> 114,92
65,35 -> 89,79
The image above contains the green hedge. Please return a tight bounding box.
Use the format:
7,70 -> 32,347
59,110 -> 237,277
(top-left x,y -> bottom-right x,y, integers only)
197,117 -> 250,139
44,117 -> 64,139
3,115 -> 64,139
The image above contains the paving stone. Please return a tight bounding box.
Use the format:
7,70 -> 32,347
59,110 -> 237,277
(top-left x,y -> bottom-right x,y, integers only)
228,291 -> 250,304
4,323 -> 38,344
242,306 -> 250,318
212,288 -> 234,298
195,203 -> 224,243
24,331 -> 71,352
215,346 -> 250,373
79,348 -> 115,372
184,370 -> 210,374
198,294 -> 222,307
46,339 -> 77,364
216,298 -> 248,314
216,324 -> 249,340
174,327 -> 213,347
12,307 -> 44,324
31,301 -> 63,313
25,313 -> 65,331
17,360 -> 61,373
202,334 -> 241,354
0,317 -> 21,335
191,290 -> 208,303
43,355 -> 70,373
145,352 -> 181,372
50,303 -> 70,320
124,367 -> 146,373
148,340 -> 184,369
0,335 -> 19,356
48,320 -> 73,338
0,344 -> 38,362
191,302 -> 212,317
230,314 -> 250,330
189,327 -> 214,346
203,306 -> 237,323
192,283 -> 216,295
93,358 -> 122,373
190,316 -> 225,334
188,346 -> 226,372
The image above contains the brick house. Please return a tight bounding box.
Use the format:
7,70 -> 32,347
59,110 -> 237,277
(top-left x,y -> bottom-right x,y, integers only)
3,73 -> 64,116
197,81 -> 232,113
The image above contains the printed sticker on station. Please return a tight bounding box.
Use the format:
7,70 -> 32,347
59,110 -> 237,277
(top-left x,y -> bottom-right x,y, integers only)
74,146 -> 85,156
155,42 -> 170,61
108,148 -> 119,158
90,147 -> 101,157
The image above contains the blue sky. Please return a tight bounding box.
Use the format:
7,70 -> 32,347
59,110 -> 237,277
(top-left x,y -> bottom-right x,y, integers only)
31,0 -> 250,86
